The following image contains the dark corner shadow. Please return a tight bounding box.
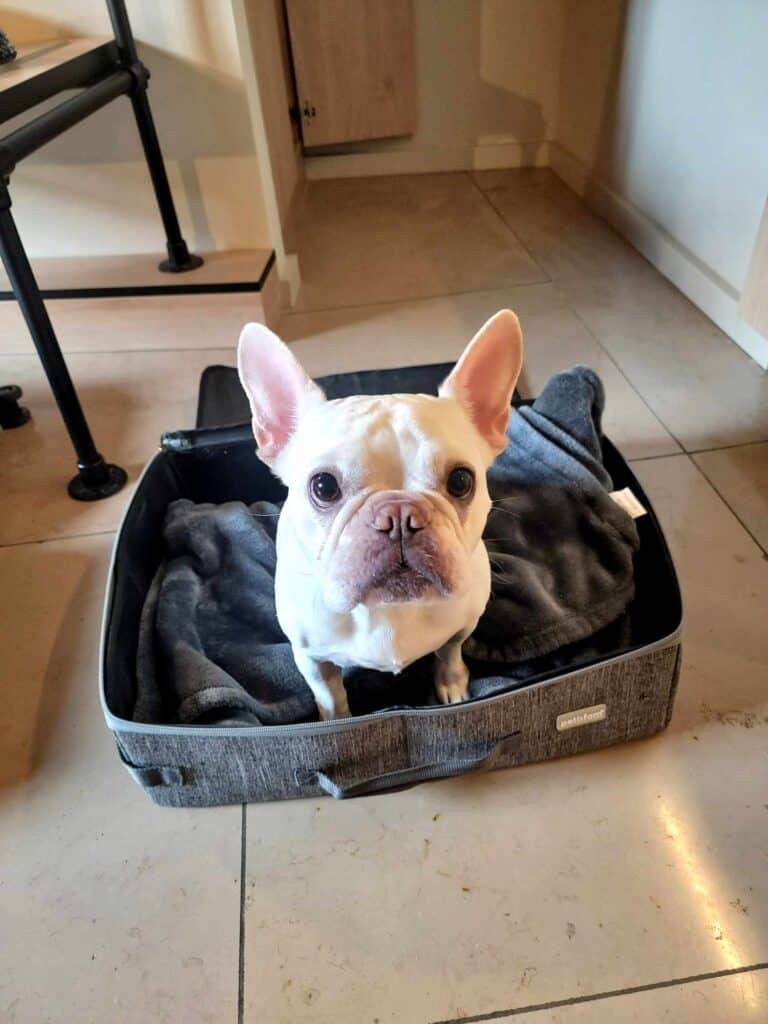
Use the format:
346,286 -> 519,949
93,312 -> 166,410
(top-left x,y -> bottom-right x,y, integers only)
573,1 -> 630,212
466,2 -> 547,169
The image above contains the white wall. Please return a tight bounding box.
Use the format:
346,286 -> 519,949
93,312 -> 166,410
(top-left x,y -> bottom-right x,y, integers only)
1,0 -> 272,258
554,0 -> 768,367
305,0 -> 565,179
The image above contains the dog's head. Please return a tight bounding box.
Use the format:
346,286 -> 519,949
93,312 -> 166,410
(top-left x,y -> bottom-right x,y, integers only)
238,311 -> 523,613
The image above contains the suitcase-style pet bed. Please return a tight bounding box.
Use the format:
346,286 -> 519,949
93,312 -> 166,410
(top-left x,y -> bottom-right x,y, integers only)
100,362 -> 682,806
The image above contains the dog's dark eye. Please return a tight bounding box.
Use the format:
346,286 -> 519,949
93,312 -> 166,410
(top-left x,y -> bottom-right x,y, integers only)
310,472 -> 341,505
447,466 -> 475,499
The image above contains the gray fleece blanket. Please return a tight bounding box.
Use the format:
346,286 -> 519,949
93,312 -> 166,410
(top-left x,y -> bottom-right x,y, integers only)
135,367 -> 639,725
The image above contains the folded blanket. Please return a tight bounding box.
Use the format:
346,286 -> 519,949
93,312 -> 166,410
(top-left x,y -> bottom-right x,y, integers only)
466,366 -> 639,662
134,367 -> 639,726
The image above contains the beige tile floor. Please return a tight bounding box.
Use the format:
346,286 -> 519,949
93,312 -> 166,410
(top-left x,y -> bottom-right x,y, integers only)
475,170 -> 768,452
292,173 -> 548,311
1,171 -> 766,1023
494,970 -> 768,1023
692,442 -> 768,553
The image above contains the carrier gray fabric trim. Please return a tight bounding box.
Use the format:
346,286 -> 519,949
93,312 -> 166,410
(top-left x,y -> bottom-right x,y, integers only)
102,630 -> 681,737
112,643 -> 681,807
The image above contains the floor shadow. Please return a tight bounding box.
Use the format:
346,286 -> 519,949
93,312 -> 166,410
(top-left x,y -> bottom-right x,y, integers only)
0,544 -> 100,795
578,0 -> 630,210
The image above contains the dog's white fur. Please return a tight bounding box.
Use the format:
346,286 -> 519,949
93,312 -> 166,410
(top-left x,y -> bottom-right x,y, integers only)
237,311 -> 523,719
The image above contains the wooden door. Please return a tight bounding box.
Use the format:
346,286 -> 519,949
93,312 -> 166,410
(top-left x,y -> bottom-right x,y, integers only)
285,0 -> 416,147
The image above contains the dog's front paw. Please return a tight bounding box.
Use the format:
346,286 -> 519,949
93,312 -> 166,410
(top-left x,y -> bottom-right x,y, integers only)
434,638 -> 471,705
435,680 -> 469,705
317,699 -> 351,721
435,669 -> 470,706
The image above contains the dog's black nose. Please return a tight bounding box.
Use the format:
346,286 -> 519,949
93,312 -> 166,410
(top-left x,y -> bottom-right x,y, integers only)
372,501 -> 430,540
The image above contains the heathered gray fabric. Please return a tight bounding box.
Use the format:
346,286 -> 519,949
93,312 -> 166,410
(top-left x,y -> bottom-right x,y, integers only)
134,367 -> 639,727
117,643 -> 681,806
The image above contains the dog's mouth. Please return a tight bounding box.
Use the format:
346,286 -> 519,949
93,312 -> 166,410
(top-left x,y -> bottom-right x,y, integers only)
323,501 -> 468,612
362,554 -> 450,605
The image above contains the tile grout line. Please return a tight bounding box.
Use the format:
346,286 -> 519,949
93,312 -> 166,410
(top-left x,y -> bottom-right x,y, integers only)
286,279 -> 553,317
0,527 -> 118,550
628,451 -> 686,465
688,455 -> 768,557
688,438 -> 768,456
467,174 -> 692,456
237,803 -> 247,1024
467,170 -> 758,462
0,277 -> 554,357
630,448 -> 767,556
471,174 -> 768,454
631,438 -> 768,461
429,961 -> 768,1024
467,174 -> 553,287
563,304 -> 689,455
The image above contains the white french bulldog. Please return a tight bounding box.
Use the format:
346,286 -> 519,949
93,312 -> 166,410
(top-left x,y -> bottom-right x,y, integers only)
237,310 -> 523,719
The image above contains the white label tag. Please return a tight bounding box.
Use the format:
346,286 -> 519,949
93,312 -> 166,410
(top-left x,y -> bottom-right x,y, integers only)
609,487 -> 647,519
556,704 -> 607,732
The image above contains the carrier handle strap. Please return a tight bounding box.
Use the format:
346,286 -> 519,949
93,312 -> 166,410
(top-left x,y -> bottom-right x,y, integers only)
297,732 -> 522,800
116,747 -> 188,787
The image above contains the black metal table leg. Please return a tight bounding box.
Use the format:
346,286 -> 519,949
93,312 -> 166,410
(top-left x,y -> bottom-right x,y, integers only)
0,181 -> 127,500
130,88 -> 204,274
0,384 -> 30,428
106,0 -> 203,275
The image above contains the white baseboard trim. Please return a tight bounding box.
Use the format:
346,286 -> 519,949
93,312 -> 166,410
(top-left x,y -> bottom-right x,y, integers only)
549,142 -> 768,369
274,250 -> 301,308
473,139 -> 550,171
305,139 -> 551,181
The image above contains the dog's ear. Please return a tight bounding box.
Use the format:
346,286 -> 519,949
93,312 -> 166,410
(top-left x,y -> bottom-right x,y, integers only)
237,323 -> 324,466
439,309 -> 523,452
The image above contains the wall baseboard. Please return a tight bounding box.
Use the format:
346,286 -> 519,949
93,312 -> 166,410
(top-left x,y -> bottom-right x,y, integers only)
305,139 -> 551,181
549,142 -> 768,370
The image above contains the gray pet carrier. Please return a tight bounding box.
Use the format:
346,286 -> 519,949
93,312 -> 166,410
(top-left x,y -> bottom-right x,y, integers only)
100,363 -> 682,806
